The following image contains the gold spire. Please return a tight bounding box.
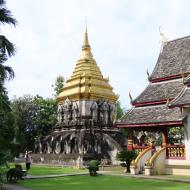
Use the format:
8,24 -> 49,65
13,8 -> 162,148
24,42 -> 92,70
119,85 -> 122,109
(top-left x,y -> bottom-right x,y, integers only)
82,27 -> 90,50
79,27 -> 94,61
57,28 -> 118,103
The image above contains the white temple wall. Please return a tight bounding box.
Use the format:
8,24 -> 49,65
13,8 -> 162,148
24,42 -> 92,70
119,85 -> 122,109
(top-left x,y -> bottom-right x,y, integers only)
183,108 -> 190,161
165,159 -> 190,165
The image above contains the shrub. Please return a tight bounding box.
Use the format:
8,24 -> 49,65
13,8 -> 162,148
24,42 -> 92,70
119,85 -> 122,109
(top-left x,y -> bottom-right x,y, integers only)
0,166 -> 8,190
87,160 -> 99,176
0,150 -> 12,189
116,150 -> 137,172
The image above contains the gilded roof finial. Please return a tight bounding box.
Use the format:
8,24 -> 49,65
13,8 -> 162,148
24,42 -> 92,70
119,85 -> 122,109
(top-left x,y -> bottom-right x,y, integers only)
146,68 -> 150,78
159,26 -> 168,47
129,91 -> 133,102
82,22 -> 90,50
166,97 -> 170,106
180,68 -> 185,84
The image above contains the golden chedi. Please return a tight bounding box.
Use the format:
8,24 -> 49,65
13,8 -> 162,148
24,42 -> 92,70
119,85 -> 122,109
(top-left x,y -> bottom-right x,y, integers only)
57,28 -> 118,103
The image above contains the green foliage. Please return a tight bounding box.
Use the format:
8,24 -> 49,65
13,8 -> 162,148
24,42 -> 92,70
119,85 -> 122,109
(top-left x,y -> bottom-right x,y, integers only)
33,95 -> 57,136
11,95 -> 57,153
116,150 -> 137,163
116,101 -> 124,119
168,127 -> 184,144
0,166 -> 7,189
0,1 -> 17,188
53,75 -> 65,96
116,150 -> 137,172
87,160 -> 99,176
0,91 -> 15,162
11,95 -> 37,152
0,0 -> 17,26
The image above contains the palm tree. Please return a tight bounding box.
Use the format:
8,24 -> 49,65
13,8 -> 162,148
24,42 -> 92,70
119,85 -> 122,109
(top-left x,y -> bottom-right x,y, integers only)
0,3 -> 17,179
0,0 -> 17,84
0,0 -> 17,110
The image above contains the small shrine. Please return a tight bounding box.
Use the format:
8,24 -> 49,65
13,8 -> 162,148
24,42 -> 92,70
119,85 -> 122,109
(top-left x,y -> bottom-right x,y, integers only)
117,36 -> 190,175
33,28 -> 126,166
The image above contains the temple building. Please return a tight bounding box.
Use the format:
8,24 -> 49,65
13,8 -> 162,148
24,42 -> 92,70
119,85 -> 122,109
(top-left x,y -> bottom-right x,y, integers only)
117,36 -> 190,175
33,29 -> 126,166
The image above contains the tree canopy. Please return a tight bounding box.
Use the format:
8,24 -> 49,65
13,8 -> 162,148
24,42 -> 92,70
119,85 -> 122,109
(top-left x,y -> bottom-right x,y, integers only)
11,95 -> 57,152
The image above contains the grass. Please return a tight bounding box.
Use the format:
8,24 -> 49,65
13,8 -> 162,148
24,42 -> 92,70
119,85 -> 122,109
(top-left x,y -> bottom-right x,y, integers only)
29,165 -> 87,176
8,163 -> 87,176
18,175 -> 190,190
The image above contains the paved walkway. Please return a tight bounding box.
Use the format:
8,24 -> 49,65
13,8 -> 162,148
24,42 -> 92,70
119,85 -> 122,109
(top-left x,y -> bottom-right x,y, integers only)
24,172 -> 88,179
4,184 -> 30,190
100,171 -> 190,183
4,171 -> 190,190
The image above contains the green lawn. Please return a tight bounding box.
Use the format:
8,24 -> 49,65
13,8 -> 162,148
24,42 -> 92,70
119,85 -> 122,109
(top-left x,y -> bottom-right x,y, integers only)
9,163 -> 87,176
18,175 -> 190,190
28,165 -> 87,176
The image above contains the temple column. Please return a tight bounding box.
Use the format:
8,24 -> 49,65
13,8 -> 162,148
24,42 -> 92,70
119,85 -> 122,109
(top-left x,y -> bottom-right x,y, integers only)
127,129 -> 133,150
162,128 -> 168,147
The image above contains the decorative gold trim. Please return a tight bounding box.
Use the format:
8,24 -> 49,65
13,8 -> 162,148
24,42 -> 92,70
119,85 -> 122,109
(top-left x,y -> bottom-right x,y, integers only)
131,147 -> 152,167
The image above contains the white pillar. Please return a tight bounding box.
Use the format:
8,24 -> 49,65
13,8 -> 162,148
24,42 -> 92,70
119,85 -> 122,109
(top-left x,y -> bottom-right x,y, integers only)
184,108 -> 190,161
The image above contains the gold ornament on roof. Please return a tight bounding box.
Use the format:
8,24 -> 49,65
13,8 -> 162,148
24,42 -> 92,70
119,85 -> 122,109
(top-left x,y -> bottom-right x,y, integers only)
180,68 -> 185,84
146,69 -> 150,78
159,26 -> 168,47
129,91 -> 133,102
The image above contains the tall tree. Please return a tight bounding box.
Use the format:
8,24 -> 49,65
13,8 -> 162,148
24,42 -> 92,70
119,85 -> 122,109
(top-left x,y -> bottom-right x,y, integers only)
33,95 -> 57,137
0,0 -> 17,152
53,75 -> 65,96
11,95 -> 57,152
0,1 -> 17,186
11,95 -> 37,152
0,0 -> 17,87
0,0 -> 17,111
116,101 -> 124,120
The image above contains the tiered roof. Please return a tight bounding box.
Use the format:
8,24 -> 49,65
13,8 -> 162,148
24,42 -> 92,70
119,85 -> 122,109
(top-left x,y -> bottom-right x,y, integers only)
149,36 -> 190,82
169,87 -> 190,108
118,105 -> 184,127
169,73 -> 190,108
132,79 -> 184,106
117,36 -> 190,128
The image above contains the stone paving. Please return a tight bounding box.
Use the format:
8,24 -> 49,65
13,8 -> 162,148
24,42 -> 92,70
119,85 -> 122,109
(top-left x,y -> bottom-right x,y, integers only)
4,184 -> 30,190
101,171 -> 190,183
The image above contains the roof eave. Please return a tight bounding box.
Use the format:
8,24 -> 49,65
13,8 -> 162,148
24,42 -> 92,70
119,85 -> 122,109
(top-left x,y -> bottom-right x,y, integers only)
116,120 -> 184,128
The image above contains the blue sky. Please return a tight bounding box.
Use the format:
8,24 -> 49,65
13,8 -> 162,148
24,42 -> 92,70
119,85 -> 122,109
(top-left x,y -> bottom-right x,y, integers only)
3,0 -> 190,108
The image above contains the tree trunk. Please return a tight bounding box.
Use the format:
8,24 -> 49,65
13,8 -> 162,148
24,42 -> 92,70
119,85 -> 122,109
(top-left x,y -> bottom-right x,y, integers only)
126,162 -> 130,173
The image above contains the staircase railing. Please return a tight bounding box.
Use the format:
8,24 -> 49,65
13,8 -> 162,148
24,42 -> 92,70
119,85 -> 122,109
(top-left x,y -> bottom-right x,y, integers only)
133,145 -> 150,154
130,147 -> 152,175
145,147 -> 166,175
